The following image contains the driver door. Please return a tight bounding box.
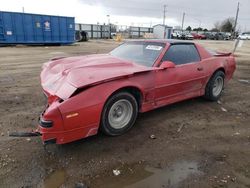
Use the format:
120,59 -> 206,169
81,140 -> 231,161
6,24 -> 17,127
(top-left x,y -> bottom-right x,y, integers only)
155,44 -> 205,107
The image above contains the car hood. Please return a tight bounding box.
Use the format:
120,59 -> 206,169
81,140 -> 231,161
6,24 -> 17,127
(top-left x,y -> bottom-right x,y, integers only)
41,54 -> 154,99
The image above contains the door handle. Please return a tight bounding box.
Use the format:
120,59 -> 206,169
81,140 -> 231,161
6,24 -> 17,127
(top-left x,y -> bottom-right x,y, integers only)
197,67 -> 203,71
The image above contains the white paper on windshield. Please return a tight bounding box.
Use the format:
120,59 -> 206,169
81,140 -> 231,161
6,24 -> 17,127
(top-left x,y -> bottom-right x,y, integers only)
145,45 -> 162,51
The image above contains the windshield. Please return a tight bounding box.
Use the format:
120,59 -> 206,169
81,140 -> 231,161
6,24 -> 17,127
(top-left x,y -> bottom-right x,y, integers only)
110,41 -> 165,67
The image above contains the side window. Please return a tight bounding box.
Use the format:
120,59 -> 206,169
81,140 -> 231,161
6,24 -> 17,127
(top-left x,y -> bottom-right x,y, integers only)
162,44 -> 201,65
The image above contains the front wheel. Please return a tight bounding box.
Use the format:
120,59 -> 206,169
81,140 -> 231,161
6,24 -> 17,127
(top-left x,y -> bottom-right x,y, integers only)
100,92 -> 138,136
204,71 -> 225,101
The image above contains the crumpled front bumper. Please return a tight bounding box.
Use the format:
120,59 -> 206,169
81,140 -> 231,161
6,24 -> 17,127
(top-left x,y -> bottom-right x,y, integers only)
37,96 -> 65,144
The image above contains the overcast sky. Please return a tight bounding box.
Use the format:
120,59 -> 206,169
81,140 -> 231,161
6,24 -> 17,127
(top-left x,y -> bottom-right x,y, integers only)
1,0 -> 249,31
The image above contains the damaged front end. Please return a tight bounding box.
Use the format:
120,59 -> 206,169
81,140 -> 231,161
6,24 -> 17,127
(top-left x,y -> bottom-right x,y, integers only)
10,54 -> 153,145
37,90 -> 66,144
9,93 -> 65,145
37,59 -> 79,144
9,59 -> 76,145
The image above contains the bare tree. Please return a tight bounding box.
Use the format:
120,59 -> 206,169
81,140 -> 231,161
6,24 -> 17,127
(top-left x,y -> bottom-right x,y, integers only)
211,18 -> 236,32
221,17 -> 235,32
213,21 -> 221,32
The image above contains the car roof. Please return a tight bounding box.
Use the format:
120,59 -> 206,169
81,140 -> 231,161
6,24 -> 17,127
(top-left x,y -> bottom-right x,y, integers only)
124,39 -> 195,45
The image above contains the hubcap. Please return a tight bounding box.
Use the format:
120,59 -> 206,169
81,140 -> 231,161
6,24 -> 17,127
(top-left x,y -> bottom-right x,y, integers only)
213,76 -> 224,97
108,99 -> 133,129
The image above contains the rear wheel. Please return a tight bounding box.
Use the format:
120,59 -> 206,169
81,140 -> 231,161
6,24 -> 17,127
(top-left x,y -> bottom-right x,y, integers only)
101,92 -> 138,136
204,71 -> 225,101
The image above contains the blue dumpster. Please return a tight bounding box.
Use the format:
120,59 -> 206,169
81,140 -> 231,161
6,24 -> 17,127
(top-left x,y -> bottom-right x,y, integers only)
0,11 -> 75,45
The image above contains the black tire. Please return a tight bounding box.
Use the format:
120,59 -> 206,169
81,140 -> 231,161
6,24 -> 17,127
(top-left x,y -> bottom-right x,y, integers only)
204,71 -> 225,101
101,92 -> 138,136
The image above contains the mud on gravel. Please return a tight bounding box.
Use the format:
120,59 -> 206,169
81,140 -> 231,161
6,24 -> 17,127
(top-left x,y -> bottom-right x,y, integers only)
0,40 -> 250,188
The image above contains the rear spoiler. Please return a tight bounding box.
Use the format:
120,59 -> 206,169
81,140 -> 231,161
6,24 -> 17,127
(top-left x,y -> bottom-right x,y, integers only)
50,56 -> 66,61
212,39 -> 242,57
214,52 -> 232,57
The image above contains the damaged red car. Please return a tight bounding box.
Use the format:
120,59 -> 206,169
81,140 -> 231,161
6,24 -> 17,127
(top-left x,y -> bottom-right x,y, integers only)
38,40 -> 236,144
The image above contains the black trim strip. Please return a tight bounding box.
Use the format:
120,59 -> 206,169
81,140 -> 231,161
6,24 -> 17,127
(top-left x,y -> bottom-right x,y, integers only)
39,116 -> 53,128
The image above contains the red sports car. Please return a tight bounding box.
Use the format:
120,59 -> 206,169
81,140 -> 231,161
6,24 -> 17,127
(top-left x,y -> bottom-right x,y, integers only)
38,40 -> 236,144
191,33 -> 206,40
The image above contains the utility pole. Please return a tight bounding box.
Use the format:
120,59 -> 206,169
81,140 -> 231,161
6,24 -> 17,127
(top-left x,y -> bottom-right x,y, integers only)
22,7 -> 25,13
163,5 -> 167,25
106,15 -> 110,25
233,2 -> 240,38
181,12 -> 186,31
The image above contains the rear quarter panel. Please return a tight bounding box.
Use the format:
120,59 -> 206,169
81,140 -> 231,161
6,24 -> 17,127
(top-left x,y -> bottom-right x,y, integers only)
195,43 -> 236,94
200,56 -> 236,92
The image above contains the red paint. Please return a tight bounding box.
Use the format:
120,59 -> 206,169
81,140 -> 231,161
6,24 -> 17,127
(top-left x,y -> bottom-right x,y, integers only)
191,33 -> 206,40
39,40 -> 236,144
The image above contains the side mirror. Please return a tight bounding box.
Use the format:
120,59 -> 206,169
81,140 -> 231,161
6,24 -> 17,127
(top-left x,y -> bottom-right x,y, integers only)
160,61 -> 176,69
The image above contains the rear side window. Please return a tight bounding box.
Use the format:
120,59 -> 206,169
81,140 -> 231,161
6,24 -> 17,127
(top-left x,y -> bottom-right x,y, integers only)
162,44 -> 200,65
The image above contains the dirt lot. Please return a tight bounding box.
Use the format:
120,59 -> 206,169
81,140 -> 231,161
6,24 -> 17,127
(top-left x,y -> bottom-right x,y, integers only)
0,40 -> 250,188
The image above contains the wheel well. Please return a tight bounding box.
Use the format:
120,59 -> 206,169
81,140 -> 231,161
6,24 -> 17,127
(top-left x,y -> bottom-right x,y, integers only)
215,68 -> 225,74
111,87 -> 143,108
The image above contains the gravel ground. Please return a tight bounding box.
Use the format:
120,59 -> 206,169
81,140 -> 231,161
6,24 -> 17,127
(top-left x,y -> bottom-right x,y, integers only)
0,40 -> 250,188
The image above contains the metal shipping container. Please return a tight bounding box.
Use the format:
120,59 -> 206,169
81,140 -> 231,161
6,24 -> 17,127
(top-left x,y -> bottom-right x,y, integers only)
0,11 -> 75,45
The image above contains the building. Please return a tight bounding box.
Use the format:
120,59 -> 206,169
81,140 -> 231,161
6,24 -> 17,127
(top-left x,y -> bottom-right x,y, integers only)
153,24 -> 173,39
